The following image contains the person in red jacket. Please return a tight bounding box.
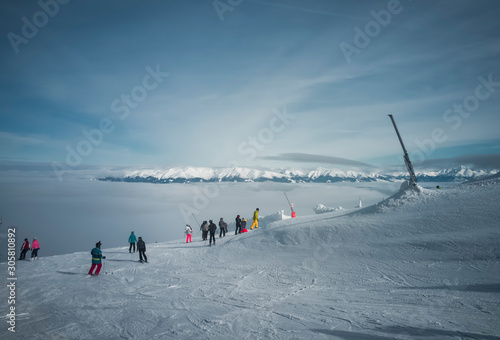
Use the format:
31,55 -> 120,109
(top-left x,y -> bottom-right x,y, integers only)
19,238 -> 30,260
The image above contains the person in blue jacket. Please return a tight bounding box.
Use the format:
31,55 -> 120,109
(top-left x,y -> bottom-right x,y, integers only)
88,242 -> 105,276
128,231 -> 137,253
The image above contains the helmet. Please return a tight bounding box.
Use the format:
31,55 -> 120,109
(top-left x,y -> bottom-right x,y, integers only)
237,215 -> 240,218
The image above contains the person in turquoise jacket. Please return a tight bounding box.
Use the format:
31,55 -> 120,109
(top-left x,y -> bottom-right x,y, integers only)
128,231 -> 137,253
88,242 -> 105,276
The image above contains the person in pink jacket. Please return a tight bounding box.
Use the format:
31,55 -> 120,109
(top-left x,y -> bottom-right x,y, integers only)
31,238 -> 40,260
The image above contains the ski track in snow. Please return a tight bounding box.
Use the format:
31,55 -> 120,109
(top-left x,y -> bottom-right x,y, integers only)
1,179 -> 500,339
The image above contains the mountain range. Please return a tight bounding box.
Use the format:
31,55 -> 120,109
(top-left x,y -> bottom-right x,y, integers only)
98,166 -> 498,184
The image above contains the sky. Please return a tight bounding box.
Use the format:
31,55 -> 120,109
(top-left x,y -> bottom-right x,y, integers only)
1,0 -> 500,175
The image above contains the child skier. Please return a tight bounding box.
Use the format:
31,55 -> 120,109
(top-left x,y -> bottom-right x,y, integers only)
137,237 -> 147,263
241,218 -> 248,233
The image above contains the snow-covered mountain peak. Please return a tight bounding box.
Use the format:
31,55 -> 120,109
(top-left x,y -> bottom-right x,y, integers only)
100,166 -> 499,184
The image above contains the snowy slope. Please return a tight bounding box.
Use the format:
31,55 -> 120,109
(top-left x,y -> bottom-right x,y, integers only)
1,178 -> 500,340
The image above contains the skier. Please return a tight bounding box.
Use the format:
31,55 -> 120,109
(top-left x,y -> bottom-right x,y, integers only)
185,224 -> 193,243
31,237 -> 40,260
200,221 -> 209,241
88,242 -> 105,276
235,215 -> 242,235
128,231 -> 137,253
250,208 -> 259,230
241,218 -> 248,233
137,237 -> 148,263
208,220 -> 217,246
219,218 -> 227,238
19,238 -> 30,260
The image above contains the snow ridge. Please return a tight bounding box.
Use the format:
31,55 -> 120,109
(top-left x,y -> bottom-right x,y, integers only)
99,166 -> 498,184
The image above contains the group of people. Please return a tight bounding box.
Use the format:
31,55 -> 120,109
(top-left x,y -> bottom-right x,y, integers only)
191,208 -> 260,246
235,208 -> 260,234
199,220 -> 219,246
87,209 -> 260,275
87,232 -> 148,276
128,231 -> 147,263
19,237 -> 40,261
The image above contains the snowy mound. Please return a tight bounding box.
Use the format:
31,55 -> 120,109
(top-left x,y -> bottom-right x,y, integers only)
2,180 -> 499,339
313,204 -> 344,214
370,180 -> 432,213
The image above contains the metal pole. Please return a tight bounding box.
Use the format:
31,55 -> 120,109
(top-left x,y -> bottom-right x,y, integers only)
192,213 -> 201,229
283,193 -> 296,217
283,193 -> 292,208
388,114 -> 418,184
192,213 -> 201,237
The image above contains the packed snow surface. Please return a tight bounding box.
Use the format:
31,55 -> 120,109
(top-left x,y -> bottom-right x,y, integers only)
1,179 -> 499,339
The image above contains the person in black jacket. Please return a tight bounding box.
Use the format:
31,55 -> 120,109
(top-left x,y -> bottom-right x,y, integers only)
137,237 -> 147,263
19,238 -> 30,260
235,215 -> 242,235
208,220 -> 217,246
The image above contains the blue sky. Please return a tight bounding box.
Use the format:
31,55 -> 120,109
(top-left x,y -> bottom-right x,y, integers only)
1,0 -> 499,173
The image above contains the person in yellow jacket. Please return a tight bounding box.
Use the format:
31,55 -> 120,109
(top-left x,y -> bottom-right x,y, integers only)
250,208 -> 259,230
